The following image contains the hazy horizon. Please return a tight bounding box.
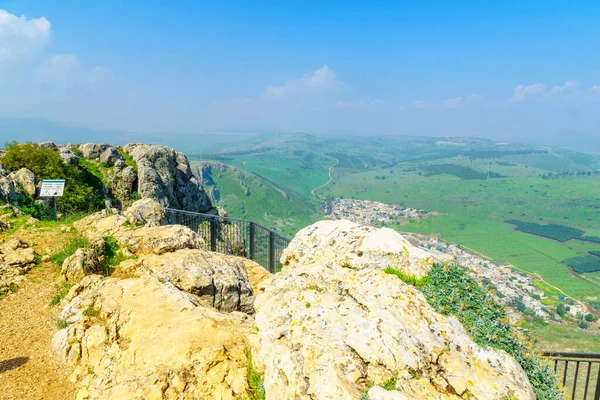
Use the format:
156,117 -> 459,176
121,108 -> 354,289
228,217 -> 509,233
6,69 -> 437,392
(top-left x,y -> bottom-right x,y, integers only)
1,2 -> 599,149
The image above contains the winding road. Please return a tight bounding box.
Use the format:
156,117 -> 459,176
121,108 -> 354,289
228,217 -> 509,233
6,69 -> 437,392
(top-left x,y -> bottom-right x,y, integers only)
311,158 -> 339,197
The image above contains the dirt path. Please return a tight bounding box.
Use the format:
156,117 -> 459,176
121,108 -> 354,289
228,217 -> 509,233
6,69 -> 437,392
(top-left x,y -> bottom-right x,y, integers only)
0,228 -> 76,400
311,158 -> 339,197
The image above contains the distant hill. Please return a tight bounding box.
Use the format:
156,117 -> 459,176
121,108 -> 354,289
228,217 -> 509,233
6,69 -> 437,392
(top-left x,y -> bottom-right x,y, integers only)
194,161 -> 319,236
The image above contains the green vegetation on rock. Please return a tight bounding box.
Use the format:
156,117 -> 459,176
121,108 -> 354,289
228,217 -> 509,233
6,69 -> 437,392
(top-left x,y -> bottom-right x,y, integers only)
1,142 -> 105,216
420,264 -> 563,400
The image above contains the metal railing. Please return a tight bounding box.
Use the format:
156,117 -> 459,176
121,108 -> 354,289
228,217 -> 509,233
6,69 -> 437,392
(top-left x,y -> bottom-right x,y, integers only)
163,208 -> 291,273
542,352 -> 600,400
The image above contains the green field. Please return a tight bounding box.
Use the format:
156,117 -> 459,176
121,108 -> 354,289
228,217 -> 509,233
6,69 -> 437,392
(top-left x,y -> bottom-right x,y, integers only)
189,133 -> 600,304
326,166 -> 600,301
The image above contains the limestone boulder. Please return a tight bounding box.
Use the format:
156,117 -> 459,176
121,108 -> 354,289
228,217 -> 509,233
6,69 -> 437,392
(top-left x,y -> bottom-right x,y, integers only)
99,146 -> 124,167
249,262 -> 535,400
281,220 -> 437,278
0,177 -> 25,202
79,143 -> 111,160
118,249 -> 254,313
117,225 -> 205,256
124,198 -> 164,227
59,147 -> 79,165
39,141 -> 57,150
73,209 -> 129,242
61,248 -> 101,283
74,208 -> 205,256
0,238 -> 36,294
53,275 -> 253,400
123,143 -> 212,213
7,168 -> 36,196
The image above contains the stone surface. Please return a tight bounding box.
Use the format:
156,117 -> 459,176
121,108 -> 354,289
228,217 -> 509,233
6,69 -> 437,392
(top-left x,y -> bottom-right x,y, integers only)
0,177 -> 25,203
99,147 -> 123,167
59,147 -> 80,165
281,220 -> 437,278
53,275 -> 253,400
123,143 -> 212,213
249,262 -> 535,400
0,238 -> 36,294
117,225 -> 205,256
117,248 -> 254,313
7,168 -> 36,196
74,208 -> 205,257
61,248 -> 101,283
123,198 -> 164,227
79,143 -> 111,160
39,141 -> 57,150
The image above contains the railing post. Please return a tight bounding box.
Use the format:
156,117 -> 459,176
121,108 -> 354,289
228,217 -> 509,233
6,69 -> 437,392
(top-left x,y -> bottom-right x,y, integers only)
210,218 -> 217,252
268,231 -> 275,273
594,364 -> 600,400
249,222 -> 255,261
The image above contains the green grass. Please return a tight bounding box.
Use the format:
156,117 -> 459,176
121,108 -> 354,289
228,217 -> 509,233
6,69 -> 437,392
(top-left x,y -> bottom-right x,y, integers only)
83,305 -> 100,318
50,235 -> 90,266
49,281 -> 73,305
245,349 -> 265,400
384,266 -> 431,287
56,318 -> 70,330
103,235 -> 131,275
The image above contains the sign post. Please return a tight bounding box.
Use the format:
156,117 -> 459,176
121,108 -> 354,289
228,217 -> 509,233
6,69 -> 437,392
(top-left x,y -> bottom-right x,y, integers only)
39,179 -> 66,221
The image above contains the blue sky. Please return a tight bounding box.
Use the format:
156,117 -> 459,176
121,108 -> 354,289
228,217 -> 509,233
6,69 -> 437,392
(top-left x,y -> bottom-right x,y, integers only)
1,1 -> 599,147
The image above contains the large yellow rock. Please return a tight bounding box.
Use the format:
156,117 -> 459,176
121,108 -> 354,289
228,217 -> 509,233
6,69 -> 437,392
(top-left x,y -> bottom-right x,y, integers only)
53,275 -> 253,400
281,220 -> 439,278
250,262 -> 535,400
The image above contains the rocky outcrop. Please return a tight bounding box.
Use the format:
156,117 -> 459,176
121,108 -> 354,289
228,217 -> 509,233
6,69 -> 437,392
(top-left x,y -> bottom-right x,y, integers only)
53,212 -> 539,400
0,238 -> 36,294
281,220 -> 437,278
99,147 -> 124,167
7,168 -> 36,196
53,275 -> 253,400
59,147 -> 79,165
122,198 -> 164,227
61,248 -> 101,283
249,261 -> 535,400
124,143 -> 212,213
118,249 -> 254,313
79,143 -> 111,160
0,176 -> 25,203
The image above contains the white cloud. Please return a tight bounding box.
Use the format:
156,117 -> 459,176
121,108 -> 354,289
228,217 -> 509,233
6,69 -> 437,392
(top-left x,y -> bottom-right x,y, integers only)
0,9 -> 51,65
589,85 -> 600,94
509,83 -> 546,102
412,100 -> 427,109
262,65 -> 342,99
549,80 -> 580,94
442,94 -> 481,109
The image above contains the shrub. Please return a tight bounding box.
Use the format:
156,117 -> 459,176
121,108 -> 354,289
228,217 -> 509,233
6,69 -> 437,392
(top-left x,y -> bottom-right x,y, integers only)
50,235 -> 90,266
420,264 -> 563,400
1,142 -> 104,216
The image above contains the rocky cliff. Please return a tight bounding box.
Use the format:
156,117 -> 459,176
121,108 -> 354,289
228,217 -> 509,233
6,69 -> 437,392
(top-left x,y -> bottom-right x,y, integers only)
0,142 -> 213,216
50,208 -> 545,400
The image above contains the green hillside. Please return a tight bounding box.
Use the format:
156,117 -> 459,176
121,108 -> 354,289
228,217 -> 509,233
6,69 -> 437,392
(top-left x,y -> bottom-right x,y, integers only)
190,133 -> 600,305
193,161 -> 319,237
